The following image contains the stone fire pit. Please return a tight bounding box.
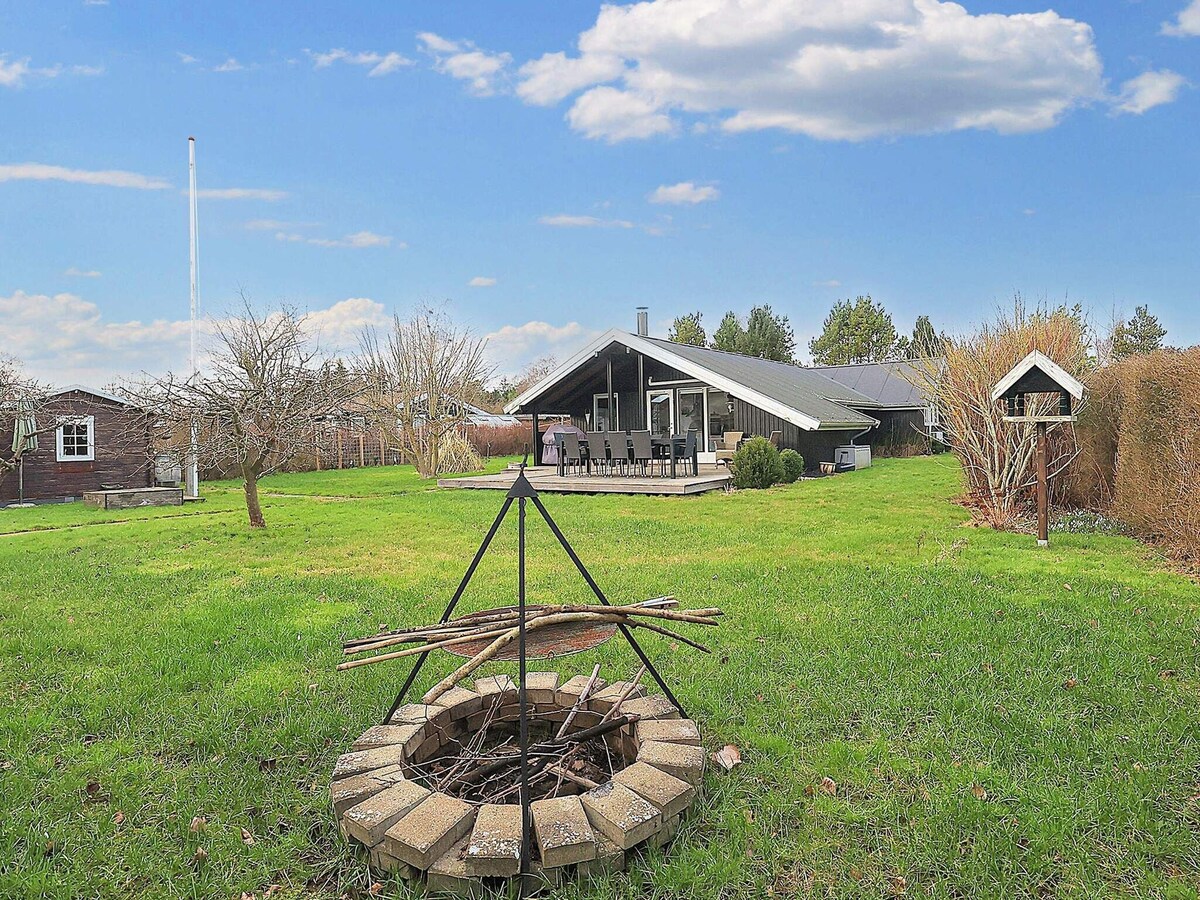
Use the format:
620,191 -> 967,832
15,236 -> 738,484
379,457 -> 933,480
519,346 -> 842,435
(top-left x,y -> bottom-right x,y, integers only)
331,672 -> 703,892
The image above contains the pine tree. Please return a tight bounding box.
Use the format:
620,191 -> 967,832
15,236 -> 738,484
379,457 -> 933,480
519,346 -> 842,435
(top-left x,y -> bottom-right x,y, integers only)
668,311 -> 707,346
711,311 -> 746,354
1111,305 -> 1167,359
808,295 -> 900,364
908,315 -> 943,358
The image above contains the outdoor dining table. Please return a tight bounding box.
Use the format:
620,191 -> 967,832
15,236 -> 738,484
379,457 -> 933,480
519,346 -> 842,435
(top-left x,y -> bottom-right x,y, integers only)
557,434 -> 697,478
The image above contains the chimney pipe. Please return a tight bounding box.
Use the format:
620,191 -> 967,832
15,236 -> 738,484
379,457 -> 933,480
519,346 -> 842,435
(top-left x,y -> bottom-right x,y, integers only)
636,306 -> 649,337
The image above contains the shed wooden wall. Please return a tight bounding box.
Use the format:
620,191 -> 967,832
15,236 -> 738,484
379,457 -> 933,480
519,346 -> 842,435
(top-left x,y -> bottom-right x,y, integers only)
1,392 -> 152,504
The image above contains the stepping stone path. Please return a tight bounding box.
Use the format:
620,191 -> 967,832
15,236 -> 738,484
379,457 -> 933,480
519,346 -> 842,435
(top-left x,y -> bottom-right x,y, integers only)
330,671 -> 705,894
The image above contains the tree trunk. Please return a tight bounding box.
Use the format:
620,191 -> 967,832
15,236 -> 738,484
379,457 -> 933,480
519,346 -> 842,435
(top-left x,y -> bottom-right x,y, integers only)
243,468 -> 266,528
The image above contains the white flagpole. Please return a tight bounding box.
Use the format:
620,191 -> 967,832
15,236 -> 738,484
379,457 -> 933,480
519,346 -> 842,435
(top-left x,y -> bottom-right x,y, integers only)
186,136 -> 200,498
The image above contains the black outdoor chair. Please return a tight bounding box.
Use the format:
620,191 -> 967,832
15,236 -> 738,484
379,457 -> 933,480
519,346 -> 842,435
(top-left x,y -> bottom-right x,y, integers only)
587,431 -> 610,475
606,431 -> 631,475
630,430 -> 656,477
561,432 -> 586,476
680,430 -> 698,476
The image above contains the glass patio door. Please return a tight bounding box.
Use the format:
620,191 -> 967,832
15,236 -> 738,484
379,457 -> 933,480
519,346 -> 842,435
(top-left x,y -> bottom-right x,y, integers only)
593,393 -> 619,431
646,390 -> 673,437
676,389 -> 707,451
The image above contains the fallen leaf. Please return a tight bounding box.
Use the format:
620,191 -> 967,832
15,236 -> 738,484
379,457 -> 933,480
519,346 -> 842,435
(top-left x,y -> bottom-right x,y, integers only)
803,784 -> 814,797
189,815 -> 206,833
1063,584 -> 1072,591
85,780 -> 101,797
241,893 -> 257,900
1063,677 -> 1079,689
112,811 -> 125,825
368,883 -> 384,896
890,875 -> 908,896
241,827 -> 255,846
193,846 -> 208,863
971,783 -> 988,801
711,744 -> 742,772
819,776 -> 837,796
264,885 -> 283,898
1159,669 -> 1176,680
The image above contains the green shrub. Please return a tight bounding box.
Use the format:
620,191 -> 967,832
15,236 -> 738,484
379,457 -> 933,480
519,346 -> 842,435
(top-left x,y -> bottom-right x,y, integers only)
731,436 -> 784,489
780,449 -> 804,483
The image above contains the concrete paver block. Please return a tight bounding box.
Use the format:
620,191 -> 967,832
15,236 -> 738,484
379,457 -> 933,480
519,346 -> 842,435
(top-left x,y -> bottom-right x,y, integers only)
474,674 -> 517,704
343,780 -> 431,847
333,744 -> 408,781
531,795 -> 597,867
523,671 -> 560,706
384,792 -> 477,870
464,803 -> 523,877
352,723 -> 423,751
612,760 -> 695,819
430,685 -> 485,720
587,681 -> 647,713
555,674 -> 607,709
575,832 -> 627,880
330,764 -> 406,816
580,781 -> 663,849
635,718 -> 701,748
426,838 -> 487,897
637,740 -> 705,785
620,694 -> 680,721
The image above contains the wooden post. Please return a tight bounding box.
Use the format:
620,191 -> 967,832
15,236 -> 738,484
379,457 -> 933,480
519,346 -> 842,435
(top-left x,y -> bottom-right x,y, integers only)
1037,420 -> 1048,547
379,432 -> 385,467
358,434 -> 365,468
531,410 -> 540,466
337,431 -> 344,470
606,356 -> 615,431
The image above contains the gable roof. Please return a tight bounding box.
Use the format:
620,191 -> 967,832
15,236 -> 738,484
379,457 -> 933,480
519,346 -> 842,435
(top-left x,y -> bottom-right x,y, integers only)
810,360 -> 932,408
49,384 -> 138,407
990,350 -> 1084,402
504,330 -> 878,431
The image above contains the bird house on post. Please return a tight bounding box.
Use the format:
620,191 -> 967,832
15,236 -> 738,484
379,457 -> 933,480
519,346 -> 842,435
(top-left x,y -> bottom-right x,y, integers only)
990,351 -> 1084,548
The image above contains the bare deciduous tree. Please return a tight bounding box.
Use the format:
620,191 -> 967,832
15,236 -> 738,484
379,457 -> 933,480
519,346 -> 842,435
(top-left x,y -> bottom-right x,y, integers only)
1,357 -> 51,490
360,309 -> 491,478
128,303 -> 357,527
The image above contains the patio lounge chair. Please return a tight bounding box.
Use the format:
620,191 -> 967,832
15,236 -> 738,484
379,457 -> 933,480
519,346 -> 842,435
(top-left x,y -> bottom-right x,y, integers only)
715,431 -> 744,468
768,430 -> 781,449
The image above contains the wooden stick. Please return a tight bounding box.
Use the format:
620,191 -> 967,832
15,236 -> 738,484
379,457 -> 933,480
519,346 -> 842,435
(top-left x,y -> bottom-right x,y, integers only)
337,623 -> 520,670
555,663 -> 602,741
600,666 -> 646,724
627,619 -> 712,654
421,613 -> 623,704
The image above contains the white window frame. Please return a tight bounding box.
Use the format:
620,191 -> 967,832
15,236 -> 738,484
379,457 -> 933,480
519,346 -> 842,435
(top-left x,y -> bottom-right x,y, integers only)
675,388 -> 709,453
923,404 -> 940,428
592,393 -> 619,431
56,415 -> 95,462
645,389 -> 674,437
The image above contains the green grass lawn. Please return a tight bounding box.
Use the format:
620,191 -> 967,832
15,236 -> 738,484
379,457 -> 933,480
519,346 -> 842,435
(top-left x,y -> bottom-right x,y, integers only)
2,457 -> 1197,899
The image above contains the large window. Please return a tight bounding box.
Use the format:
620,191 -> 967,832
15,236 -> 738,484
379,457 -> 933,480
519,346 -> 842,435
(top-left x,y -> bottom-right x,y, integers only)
57,415 -> 95,462
707,390 -> 734,449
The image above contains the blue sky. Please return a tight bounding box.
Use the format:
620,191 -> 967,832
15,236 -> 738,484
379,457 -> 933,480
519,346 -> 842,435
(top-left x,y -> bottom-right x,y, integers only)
1,0 -> 1197,386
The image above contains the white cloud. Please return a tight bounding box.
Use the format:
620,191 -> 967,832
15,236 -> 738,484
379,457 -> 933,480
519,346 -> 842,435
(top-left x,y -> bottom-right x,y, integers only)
0,290 -> 386,385
567,86 -> 676,142
0,163 -> 170,190
1162,0 -> 1200,36
244,218 -> 299,230
64,267 -> 102,278
302,297 -> 389,350
512,0 -> 1106,143
304,48 -> 414,77
177,52 -> 199,65
213,57 -> 244,73
418,32 -> 511,96
193,187 -> 288,201
1111,70 -> 1188,115
538,213 -> 635,229
0,54 -> 103,88
483,320 -> 598,377
813,279 -> 841,288
275,230 -> 400,249
648,181 -> 719,205
469,276 -> 498,287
